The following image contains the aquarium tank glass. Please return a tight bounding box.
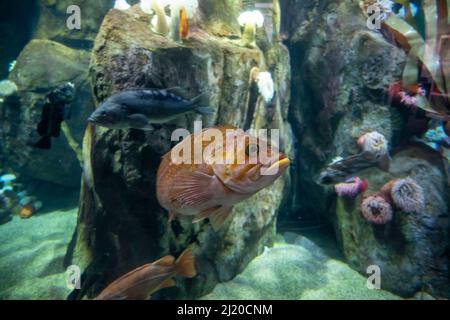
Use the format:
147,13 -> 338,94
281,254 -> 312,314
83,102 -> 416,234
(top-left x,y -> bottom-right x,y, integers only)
0,0 -> 449,301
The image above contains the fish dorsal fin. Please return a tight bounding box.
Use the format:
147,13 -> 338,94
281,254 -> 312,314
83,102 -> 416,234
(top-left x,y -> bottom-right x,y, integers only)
152,255 -> 175,267
165,87 -> 190,98
112,263 -> 153,283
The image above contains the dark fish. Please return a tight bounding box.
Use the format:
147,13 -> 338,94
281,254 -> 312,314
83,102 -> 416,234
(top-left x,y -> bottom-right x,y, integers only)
34,82 -> 75,149
319,151 -> 390,185
87,88 -> 214,130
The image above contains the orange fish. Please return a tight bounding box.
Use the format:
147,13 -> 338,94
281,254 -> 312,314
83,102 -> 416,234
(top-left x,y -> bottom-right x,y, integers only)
95,249 -> 196,300
19,204 -> 34,219
156,126 -> 290,231
180,6 -> 189,40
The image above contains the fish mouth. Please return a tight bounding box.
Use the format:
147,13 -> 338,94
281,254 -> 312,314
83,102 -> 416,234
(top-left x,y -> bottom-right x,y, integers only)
265,155 -> 290,174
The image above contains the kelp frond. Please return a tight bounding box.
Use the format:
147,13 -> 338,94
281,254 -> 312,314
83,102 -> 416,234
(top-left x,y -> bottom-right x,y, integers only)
365,0 -> 450,118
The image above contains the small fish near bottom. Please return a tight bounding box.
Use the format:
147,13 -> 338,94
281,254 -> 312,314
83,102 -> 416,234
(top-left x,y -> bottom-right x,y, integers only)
94,248 -> 197,300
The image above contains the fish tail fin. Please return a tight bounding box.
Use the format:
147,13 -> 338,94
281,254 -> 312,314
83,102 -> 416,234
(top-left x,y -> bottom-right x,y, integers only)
190,93 -> 214,116
34,136 -> 52,150
175,248 -> 197,278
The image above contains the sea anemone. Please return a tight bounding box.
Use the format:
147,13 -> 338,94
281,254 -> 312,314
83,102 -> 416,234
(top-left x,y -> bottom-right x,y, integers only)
361,194 -> 394,224
238,10 -> 265,48
359,0 -> 394,21
8,61 -> 16,73
169,3 -> 182,42
140,0 -> 153,14
376,0 -> 394,20
0,80 -> 18,98
162,0 -> 198,18
0,174 -> 16,195
272,0 -> 281,42
389,81 -> 427,110
0,174 -> 16,184
144,0 -> 170,35
335,177 -> 369,197
146,1 -> 198,39
423,124 -> 450,148
180,6 -> 189,40
256,72 -> 275,103
114,0 -> 131,10
357,131 -> 389,157
385,177 -> 425,213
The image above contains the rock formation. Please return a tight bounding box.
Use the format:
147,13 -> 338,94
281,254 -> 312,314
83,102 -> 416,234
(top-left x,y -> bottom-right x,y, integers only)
66,4 -> 293,299
0,39 -> 92,188
283,0 -> 450,298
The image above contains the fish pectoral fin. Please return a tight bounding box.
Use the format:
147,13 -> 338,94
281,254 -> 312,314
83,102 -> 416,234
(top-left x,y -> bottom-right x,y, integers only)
159,278 -> 176,290
126,114 -> 153,130
153,255 -> 176,267
194,206 -> 233,231
210,206 -> 233,231
171,172 -> 218,208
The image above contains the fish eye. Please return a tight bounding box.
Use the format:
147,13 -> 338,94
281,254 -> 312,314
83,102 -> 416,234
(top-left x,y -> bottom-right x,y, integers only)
246,143 -> 259,156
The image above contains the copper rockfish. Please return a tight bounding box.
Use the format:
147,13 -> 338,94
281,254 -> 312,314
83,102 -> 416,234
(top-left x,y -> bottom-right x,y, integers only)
156,126 -> 290,231
95,249 -> 196,300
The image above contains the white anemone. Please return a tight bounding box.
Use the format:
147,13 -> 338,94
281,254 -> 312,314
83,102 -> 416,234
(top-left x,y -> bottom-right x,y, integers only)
114,0 -> 131,10
256,72 -> 274,103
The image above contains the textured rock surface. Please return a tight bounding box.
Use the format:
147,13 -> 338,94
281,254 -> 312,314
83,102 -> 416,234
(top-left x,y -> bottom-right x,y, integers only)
283,0 -> 450,298
68,6 -> 293,299
35,0 -> 114,48
284,0 -> 406,219
197,0 -> 242,37
202,238 -> 401,300
334,147 -> 450,298
0,39 -> 92,187
0,208 -> 77,299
